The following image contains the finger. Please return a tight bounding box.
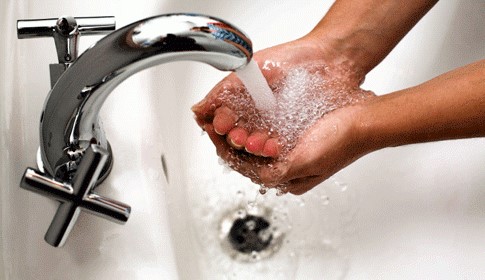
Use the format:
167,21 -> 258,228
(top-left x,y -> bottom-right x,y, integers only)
227,127 -> 248,149
205,124 -> 262,181
258,161 -> 290,185
204,124 -> 232,158
245,132 -> 269,156
213,106 -> 238,135
289,187 -> 312,195
191,77 -> 237,119
191,95 -> 220,121
258,151 -> 319,185
191,82 -> 223,115
261,138 -> 280,158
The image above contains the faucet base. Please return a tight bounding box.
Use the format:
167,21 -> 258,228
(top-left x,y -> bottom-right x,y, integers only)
36,142 -> 114,187
22,144 -> 129,247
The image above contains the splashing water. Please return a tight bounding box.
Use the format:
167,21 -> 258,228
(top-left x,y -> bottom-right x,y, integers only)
219,61 -> 371,190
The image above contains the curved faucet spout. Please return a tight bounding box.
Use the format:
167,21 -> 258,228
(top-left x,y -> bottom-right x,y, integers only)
39,14 -> 253,181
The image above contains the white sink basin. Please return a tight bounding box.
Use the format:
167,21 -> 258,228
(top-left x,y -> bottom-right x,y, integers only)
1,1 -> 485,279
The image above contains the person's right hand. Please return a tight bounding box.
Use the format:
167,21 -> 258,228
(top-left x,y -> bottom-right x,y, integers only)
257,103 -> 373,194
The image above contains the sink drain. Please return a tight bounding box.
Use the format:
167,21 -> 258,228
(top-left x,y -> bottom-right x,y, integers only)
228,215 -> 272,253
219,205 -> 284,262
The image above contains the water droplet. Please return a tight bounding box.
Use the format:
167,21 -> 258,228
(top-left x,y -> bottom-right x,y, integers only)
222,165 -> 232,174
275,190 -> 285,196
247,201 -> 257,212
250,251 -> 261,261
236,209 -> 246,219
298,198 -> 306,207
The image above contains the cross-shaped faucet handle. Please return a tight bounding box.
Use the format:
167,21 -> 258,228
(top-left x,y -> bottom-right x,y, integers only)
20,144 -> 131,247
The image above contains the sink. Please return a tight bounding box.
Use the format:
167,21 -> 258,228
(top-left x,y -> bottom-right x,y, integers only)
1,0 -> 485,279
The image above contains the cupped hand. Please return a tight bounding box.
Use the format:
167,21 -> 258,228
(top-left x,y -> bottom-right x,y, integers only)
193,38 -> 333,154
192,37 -> 375,193
258,104 -> 374,195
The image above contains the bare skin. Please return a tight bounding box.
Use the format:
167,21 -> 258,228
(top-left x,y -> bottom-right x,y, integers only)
191,38 -> 363,158
192,0 -> 485,194
192,38 -> 371,183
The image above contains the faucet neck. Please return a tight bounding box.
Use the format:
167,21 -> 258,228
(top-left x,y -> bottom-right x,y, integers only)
18,13 -> 252,247
35,14 -> 252,181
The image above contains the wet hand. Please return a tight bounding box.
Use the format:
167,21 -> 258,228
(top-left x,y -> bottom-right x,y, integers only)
258,105 -> 372,195
193,37 -> 358,155
192,37 -> 374,191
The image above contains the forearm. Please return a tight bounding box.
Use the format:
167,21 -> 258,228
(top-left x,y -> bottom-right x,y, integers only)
360,59 -> 485,150
305,0 -> 438,75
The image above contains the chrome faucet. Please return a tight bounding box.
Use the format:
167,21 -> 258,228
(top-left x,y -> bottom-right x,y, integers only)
18,14 -> 253,247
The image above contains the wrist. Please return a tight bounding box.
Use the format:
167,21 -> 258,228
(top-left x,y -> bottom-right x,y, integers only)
296,34 -> 366,86
351,97 -> 392,154
304,0 -> 438,77
353,87 -> 431,151
355,60 -> 485,149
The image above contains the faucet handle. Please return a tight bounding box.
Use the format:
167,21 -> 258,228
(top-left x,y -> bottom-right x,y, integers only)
20,144 -> 130,247
17,16 -> 115,63
17,16 -> 116,87
17,16 -> 116,38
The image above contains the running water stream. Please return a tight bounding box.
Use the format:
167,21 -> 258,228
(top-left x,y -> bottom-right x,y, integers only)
235,60 -> 277,111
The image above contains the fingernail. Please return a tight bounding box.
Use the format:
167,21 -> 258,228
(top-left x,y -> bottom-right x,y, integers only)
214,127 -> 224,135
229,138 -> 243,149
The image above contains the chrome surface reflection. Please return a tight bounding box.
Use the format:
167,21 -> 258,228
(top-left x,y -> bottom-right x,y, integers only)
18,13 -> 252,247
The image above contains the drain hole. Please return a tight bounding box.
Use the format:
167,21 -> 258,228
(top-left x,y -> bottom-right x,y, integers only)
220,206 -> 285,262
229,215 -> 273,253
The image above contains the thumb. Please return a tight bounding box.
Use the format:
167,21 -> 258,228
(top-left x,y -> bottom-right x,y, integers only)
258,160 -> 291,186
258,144 -> 317,186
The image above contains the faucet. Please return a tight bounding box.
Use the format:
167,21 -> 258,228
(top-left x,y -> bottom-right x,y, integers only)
17,14 -> 253,247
